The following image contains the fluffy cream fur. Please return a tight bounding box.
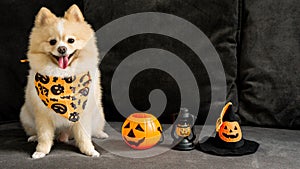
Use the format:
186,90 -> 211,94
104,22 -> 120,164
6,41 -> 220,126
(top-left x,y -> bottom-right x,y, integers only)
20,5 -> 108,159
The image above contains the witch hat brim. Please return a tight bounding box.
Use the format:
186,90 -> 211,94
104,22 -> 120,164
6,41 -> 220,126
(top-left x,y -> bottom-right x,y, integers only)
197,102 -> 259,156
197,137 -> 259,156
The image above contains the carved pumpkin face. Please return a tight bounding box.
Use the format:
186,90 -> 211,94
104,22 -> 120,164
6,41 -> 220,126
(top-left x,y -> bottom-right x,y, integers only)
175,124 -> 191,137
218,121 -> 242,142
122,113 -> 162,150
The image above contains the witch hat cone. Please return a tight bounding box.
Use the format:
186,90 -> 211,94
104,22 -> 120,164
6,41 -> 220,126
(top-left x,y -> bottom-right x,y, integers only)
197,102 -> 259,156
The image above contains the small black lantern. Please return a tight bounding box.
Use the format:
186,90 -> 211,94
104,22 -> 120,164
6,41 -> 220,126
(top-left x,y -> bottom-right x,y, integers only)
171,108 -> 196,151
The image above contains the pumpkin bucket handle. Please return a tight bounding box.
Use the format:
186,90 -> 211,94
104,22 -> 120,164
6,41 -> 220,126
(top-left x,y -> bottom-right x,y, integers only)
158,126 -> 164,144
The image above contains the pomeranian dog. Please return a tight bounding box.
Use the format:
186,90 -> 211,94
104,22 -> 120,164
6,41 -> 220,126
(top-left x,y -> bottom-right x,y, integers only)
20,5 -> 108,159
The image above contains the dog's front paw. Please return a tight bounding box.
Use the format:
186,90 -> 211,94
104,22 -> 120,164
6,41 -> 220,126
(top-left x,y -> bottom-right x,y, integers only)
94,131 -> 109,139
80,148 -> 100,157
91,150 -> 100,157
28,135 -> 38,142
32,151 -> 46,159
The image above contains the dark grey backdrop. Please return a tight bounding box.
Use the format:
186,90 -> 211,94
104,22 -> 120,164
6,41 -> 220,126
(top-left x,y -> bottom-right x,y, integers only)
0,0 -> 299,128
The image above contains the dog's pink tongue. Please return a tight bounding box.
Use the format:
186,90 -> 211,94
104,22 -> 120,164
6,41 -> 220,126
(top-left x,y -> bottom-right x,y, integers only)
58,55 -> 69,69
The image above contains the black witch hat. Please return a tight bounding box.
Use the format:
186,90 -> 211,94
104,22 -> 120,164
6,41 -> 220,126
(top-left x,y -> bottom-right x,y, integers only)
197,102 -> 259,156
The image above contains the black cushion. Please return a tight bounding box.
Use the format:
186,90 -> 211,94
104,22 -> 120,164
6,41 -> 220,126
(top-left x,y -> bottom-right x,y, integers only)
0,0 -> 83,122
83,0 -> 240,124
238,0 -> 300,128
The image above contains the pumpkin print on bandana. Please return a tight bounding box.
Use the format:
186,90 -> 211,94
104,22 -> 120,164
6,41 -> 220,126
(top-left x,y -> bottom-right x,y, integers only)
34,72 -> 91,122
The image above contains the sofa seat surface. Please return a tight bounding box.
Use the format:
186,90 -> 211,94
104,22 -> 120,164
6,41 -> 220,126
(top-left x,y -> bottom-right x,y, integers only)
0,122 -> 299,169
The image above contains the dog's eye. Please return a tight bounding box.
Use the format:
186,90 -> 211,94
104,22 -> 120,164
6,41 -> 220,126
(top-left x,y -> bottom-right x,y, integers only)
67,38 -> 75,44
49,39 -> 57,46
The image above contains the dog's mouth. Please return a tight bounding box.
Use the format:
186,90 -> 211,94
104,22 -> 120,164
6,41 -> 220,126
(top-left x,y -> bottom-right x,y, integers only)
51,50 -> 77,69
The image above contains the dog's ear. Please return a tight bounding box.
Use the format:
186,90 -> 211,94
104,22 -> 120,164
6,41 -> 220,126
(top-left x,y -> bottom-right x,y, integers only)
35,7 -> 57,27
64,5 -> 84,22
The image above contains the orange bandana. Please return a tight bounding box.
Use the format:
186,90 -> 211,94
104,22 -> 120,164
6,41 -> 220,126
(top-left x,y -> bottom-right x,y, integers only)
34,72 -> 91,122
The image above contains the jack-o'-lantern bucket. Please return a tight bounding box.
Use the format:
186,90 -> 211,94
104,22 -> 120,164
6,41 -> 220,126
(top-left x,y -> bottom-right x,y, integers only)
122,113 -> 163,150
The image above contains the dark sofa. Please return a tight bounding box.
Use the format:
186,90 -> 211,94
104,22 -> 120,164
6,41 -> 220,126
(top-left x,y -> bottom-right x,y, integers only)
0,0 -> 299,168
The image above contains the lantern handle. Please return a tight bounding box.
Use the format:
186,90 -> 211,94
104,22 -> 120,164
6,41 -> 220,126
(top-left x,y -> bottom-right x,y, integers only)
185,108 -> 196,142
187,126 -> 196,142
188,112 -> 195,125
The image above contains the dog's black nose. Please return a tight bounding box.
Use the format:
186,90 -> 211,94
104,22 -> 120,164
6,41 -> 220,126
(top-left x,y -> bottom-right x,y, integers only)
57,46 -> 67,54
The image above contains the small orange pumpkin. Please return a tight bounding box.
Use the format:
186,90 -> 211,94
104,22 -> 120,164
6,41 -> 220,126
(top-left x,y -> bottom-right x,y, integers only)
218,121 -> 242,142
122,113 -> 162,150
